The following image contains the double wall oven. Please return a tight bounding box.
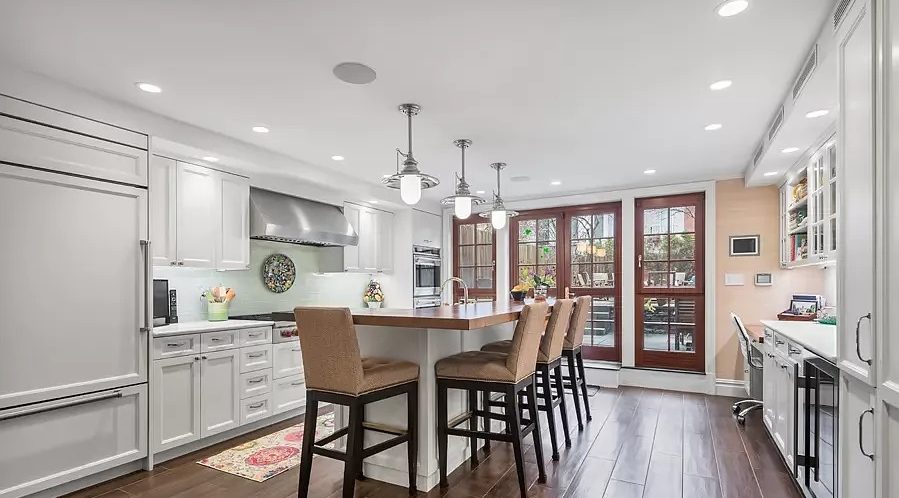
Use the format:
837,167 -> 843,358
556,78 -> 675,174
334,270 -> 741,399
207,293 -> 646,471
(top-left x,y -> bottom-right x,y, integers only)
413,245 -> 442,308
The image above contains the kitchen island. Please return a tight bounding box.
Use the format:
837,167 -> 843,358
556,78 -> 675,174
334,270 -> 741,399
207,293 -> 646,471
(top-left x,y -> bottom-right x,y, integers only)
287,300 -> 547,492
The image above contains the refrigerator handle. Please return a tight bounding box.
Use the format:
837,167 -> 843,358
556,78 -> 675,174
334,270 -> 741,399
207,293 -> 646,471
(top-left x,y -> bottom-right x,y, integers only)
140,240 -> 152,333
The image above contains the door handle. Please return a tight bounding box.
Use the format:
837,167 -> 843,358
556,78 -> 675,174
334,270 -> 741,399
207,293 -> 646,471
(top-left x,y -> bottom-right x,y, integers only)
855,313 -> 872,365
637,254 -> 643,268
858,408 -> 874,460
140,240 -> 152,333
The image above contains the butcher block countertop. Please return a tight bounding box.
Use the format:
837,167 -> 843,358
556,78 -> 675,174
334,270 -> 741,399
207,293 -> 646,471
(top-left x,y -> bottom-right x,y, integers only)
280,300 -> 554,331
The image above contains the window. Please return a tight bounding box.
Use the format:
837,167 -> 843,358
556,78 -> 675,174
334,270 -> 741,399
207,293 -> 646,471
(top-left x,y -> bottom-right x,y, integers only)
453,219 -> 496,301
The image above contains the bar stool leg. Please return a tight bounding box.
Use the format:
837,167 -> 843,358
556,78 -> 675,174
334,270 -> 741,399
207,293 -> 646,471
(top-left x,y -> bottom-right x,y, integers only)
468,389 -> 480,466
554,364 -> 572,447
480,390 -> 492,455
526,379 -> 548,484
437,381 -> 449,488
506,384 -> 528,498
567,352 -> 584,430
576,350 -> 593,421
298,392 -> 318,498
342,404 -> 362,498
539,365 -> 560,461
407,382 -> 418,495
355,404 -> 366,480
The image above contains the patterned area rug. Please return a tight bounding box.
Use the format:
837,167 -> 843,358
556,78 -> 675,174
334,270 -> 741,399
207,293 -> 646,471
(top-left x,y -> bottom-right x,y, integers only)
197,411 -> 335,482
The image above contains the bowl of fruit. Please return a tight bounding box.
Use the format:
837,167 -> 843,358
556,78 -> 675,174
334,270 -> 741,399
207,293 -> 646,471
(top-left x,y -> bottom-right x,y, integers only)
510,284 -> 528,302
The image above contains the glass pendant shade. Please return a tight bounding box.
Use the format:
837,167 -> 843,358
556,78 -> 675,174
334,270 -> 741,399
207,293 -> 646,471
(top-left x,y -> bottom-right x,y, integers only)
491,209 -> 508,230
400,174 -> 422,205
454,196 -> 472,219
441,138 -> 485,218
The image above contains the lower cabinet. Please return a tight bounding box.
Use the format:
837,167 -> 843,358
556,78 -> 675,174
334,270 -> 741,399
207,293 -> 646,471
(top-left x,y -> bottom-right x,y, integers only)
152,355 -> 202,452
0,385 -> 147,498
840,373 -> 876,498
200,349 -> 241,437
760,331 -> 798,475
272,373 -> 307,415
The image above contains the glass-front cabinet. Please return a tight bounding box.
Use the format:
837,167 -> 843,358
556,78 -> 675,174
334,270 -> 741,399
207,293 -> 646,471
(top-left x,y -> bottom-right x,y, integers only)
780,138 -> 837,267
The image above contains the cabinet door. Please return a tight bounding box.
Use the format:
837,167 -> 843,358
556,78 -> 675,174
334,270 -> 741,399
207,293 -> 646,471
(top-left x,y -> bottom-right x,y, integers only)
176,161 -> 217,268
359,207 -> 378,271
837,1 -> 876,386
840,373 -> 876,498
377,210 -> 395,272
152,355 -> 201,452
414,210 -> 442,248
150,156 -> 177,266
200,349 -> 240,437
762,345 -> 777,432
272,341 -> 303,379
217,172 -> 250,270
343,203 -> 361,271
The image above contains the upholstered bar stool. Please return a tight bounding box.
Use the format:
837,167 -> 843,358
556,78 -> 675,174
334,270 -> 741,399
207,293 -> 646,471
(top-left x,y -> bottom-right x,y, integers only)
480,298 -> 575,460
434,302 -> 549,498
293,307 -> 420,498
560,296 -> 593,429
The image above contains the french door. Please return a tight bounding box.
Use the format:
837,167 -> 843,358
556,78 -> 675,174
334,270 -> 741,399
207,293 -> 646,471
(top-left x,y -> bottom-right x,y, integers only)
453,218 -> 497,301
634,193 -> 705,372
510,202 -> 622,361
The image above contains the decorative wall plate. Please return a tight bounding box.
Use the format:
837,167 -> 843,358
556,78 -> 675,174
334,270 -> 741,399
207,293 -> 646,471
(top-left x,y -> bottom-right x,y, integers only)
261,253 -> 296,293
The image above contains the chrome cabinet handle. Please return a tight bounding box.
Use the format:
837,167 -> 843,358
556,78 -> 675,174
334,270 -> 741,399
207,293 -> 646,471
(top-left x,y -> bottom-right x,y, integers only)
859,408 -> 875,460
249,332 -> 262,338
248,377 -> 265,384
855,313 -> 873,365
775,339 -> 785,346
291,381 -> 304,386
0,390 -> 122,421
292,348 -> 301,352
789,347 -> 802,355
166,342 -> 184,348
249,402 -> 265,409
140,240 -> 152,333
248,352 -> 265,358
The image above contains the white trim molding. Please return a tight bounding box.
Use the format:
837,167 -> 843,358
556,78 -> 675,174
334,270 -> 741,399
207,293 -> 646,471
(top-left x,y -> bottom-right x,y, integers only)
715,378 -> 748,398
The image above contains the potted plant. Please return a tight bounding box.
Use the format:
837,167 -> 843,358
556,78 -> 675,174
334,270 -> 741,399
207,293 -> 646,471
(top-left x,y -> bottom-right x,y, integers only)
532,272 -> 554,301
363,279 -> 384,308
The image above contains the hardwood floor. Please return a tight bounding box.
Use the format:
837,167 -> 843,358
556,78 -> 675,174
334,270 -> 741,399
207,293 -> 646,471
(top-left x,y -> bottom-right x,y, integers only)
64,387 -> 802,498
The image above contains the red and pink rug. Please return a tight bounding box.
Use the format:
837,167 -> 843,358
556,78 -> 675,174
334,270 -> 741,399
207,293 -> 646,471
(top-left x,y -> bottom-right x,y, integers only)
197,411 -> 335,482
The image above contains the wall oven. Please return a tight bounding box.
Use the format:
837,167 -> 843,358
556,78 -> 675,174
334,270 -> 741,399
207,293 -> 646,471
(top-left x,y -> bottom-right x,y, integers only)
800,356 -> 839,498
413,245 -> 441,297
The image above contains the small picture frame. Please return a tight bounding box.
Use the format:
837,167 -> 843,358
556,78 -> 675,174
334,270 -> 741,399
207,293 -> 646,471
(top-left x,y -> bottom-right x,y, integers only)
790,299 -> 818,315
729,235 -> 760,256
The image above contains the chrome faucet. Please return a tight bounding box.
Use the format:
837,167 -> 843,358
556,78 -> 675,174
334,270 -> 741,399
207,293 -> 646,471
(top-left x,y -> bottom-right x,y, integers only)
440,277 -> 469,306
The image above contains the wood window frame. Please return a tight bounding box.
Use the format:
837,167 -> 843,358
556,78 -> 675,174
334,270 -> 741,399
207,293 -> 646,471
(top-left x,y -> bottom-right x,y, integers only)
634,192 -> 706,372
452,217 -> 497,302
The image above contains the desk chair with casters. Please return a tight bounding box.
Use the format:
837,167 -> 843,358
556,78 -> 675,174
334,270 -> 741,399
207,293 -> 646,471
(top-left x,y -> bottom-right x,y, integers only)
731,312 -> 763,425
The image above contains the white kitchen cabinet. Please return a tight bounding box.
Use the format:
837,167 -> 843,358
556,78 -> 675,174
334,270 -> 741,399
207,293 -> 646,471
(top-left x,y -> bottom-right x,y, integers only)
239,344 -> 273,374
200,348 -> 240,437
239,369 -> 272,400
240,394 -> 273,425
413,209 -> 442,249
151,355 -> 201,452
272,373 -> 306,415
176,161 -> 217,268
762,337 -> 777,433
217,172 -> 250,270
273,341 -> 303,379
840,373 -> 876,498
343,202 -> 394,272
150,156 -> 178,266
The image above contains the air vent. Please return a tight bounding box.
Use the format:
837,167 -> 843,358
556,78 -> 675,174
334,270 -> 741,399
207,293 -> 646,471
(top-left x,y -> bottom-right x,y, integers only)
752,143 -> 765,166
767,106 -> 785,141
833,0 -> 852,28
792,45 -> 818,100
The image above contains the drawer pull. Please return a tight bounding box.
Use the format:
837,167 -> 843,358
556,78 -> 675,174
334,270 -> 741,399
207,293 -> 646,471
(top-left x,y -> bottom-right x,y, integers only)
211,337 -> 222,342
249,332 -> 262,338
249,402 -> 266,409
248,377 -> 265,384
775,339 -> 785,346
166,342 -> 184,348
291,381 -> 304,386
248,352 -> 265,358
0,390 -> 122,421
292,348 -> 301,352
788,347 -> 801,355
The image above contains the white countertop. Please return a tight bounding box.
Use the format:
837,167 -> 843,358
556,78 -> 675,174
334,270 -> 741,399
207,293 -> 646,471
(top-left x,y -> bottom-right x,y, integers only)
152,319 -> 274,337
760,320 -> 837,363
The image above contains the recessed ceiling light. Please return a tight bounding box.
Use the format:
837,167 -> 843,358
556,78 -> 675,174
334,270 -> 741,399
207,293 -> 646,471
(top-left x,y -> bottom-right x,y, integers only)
201,156 -> 219,162
331,155 -> 345,161
550,180 -> 562,186
135,82 -> 162,93
704,123 -> 723,131
764,171 -> 779,177
644,169 -> 657,175
382,174 -> 392,179
476,190 -> 486,194
782,147 -> 800,153
333,62 -> 377,85
368,200 -> 379,204
252,126 -> 270,133
709,80 -> 733,91
805,109 -> 830,118
716,0 -> 749,17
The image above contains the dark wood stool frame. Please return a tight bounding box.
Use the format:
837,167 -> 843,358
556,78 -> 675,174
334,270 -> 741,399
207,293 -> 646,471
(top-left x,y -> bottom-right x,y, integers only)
299,380 -> 419,498
437,375 -> 547,498
559,346 -> 593,430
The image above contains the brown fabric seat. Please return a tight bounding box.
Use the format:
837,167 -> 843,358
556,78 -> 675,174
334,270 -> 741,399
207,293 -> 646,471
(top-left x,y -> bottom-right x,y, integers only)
563,296 -> 592,350
294,306 -> 420,396
480,298 -> 575,363
435,301 -> 549,384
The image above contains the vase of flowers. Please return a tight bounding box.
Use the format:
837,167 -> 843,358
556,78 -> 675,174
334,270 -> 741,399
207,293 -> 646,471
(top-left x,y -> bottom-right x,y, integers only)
363,279 -> 384,308
532,274 -> 554,301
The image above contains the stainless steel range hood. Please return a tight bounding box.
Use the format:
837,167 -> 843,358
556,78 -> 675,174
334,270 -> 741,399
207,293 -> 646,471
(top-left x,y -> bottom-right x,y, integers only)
249,188 -> 358,247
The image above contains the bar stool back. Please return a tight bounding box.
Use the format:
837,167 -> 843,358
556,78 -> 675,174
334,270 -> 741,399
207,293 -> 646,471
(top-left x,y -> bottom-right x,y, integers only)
293,307 -> 420,498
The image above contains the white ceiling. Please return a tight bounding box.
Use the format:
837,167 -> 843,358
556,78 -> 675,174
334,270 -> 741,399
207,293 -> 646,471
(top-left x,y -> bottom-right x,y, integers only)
0,0 -> 833,201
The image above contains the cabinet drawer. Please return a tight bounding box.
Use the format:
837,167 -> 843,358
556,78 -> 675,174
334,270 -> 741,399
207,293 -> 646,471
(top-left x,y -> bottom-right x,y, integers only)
0,385 -> 147,497
152,334 -> 201,359
202,330 -> 239,352
240,344 -> 273,373
239,369 -> 273,400
240,394 -> 272,425
272,340 -> 303,379
272,373 -> 306,415
239,326 -> 272,347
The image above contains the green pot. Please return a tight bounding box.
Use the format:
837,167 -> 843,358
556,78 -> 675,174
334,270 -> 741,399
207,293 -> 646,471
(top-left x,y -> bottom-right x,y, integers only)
208,302 -> 229,321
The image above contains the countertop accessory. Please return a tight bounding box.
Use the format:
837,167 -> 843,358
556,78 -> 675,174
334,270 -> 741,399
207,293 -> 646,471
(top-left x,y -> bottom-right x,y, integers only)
363,278 -> 384,308
440,139 -> 485,219
382,103 -> 439,205
479,162 -> 519,230
262,253 -> 296,293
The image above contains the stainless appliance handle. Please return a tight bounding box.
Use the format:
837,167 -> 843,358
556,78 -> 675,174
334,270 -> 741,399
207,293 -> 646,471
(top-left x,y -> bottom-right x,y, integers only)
140,240 -> 152,333
0,390 -> 123,421
414,258 -> 441,267
855,313 -> 872,365
859,408 -> 874,459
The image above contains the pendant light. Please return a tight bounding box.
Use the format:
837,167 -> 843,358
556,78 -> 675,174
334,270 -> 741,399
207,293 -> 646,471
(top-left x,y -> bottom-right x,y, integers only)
441,139 -> 486,219
479,162 -> 519,230
382,103 -> 439,205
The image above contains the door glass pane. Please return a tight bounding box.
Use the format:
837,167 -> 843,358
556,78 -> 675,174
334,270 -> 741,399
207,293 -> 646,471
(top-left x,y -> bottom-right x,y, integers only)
585,297 -> 616,348
644,208 -> 669,234
476,267 -> 493,289
593,238 -> 615,262
459,224 -> 475,244
669,297 -> 697,352
538,218 -> 556,241
536,265 -> 557,288
571,215 -> 591,239
592,263 -> 614,288
643,297 -> 697,353
518,266 -> 536,287
476,223 -> 493,243
669,233 -> 695,260
460,246 -> 475,266
518,220 -> 536,242
669,206 -> 696,233
571,264 -> 592,287
644,235 -> 669,261
476,245 -> 492,266
571,241 -> 591,263
538,243 -> 556,264
643,262 -> 669,288
519,244 -> 536,265
460,267 -> 475,288
671,261 -> 696,288
643,298 -> 670,351
594,213 -> 615,238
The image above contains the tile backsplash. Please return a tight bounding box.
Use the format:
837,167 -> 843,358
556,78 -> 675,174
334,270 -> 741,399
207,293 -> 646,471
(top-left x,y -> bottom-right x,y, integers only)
154,240 -> 401,322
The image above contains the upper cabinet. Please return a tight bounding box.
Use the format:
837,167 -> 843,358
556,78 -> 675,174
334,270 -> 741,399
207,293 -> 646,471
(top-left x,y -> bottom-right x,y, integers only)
343,202 -> 394,273
780,140 -> 837,267
413,210 -> 442,249
150,156 -> 250,270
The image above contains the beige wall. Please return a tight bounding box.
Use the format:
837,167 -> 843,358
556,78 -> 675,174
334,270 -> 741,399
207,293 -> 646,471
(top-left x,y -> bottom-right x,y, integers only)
715,179 -> 827,380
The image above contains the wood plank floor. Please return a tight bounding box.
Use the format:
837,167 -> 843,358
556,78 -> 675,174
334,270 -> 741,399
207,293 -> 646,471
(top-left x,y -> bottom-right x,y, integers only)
64,387 -> 802,498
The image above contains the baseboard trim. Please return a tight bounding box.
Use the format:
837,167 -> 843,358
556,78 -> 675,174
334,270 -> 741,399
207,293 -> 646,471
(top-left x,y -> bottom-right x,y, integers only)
715,378 -> 748,398
619,368 -> 715,394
